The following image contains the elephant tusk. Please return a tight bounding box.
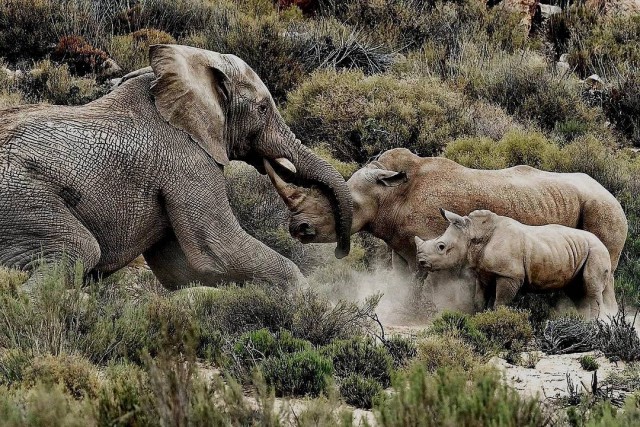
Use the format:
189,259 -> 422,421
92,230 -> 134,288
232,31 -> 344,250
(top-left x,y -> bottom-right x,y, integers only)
273,157 -> 297,174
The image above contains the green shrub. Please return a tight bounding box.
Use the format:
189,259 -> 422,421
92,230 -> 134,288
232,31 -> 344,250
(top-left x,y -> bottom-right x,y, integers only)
511,293 -> 557,333
429,310 -> 488,353
445,130 -> 562,171
200,5 -> 394,102
375,365 -> 548,426
145,295 -> 200,357
0,267 -> 28,293
323,0 -> 526,54
113,0 -> 218,36
290,289 -> 378,346
459,49 -> 600,132
235,328 -> 311,360
201,8 -> 304,103
603,70 -> 640,147
0,260 -> 198,365
82,295 -> 153,364
579,355 -> 599,371
558,7 -> 640,79
16,60 -> 106,105
260,349 -> 333,397
284,69 -> 472,163
339,373 -> 382,409
0,382 -> 95,427
22,354 -> 101,399
322,337 -> 393,387
0,0 -> 72,62
556,134 -> 632,195
0,260 -> 91,357
95,362 -> 153,427
384,335 -> 418,369
108,28 -> 176,72
471,306 -> 533,352
293,397 -> 353,427
569,391 -> 640,427
412,335 -> 478,373
0,349 -> 32,386
232,328 -> 312,379
188,284 -> 294,337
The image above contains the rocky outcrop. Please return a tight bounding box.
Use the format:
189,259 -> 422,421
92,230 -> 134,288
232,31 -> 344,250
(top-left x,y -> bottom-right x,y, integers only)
586,0 -> 640,15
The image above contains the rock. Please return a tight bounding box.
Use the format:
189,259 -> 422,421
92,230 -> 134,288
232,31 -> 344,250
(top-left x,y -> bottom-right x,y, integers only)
556,61 -> 570,76
586,0 -> 640,15
556,53 -> 570,76
584,74 -> 605,90
538,3 -> 562,19
101,58 -> 122,78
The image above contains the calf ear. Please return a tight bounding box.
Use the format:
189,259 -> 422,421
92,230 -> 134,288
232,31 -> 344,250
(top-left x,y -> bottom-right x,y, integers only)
375,170 -> 408,187
440,208 -> 469,228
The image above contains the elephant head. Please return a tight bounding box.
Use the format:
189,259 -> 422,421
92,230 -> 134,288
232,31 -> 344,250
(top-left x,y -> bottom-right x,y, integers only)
148,45 -> 353,257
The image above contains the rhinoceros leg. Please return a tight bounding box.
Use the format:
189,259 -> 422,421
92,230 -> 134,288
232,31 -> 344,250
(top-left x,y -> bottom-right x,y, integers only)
494,277 -> 523,308
602,275 -> 618,317
391,250 -> 410,276
579,252 -> 610,320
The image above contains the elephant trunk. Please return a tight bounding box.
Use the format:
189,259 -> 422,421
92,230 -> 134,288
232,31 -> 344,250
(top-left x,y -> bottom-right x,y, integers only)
267,140 -> 352,258
293,143 -> 353,258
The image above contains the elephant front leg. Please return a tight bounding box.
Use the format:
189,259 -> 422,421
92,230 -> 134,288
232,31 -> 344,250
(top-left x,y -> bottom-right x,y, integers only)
144,233 -> 217,290
144,231 -> 304,291
494,276 -> 523,308
159,170 -> 305,290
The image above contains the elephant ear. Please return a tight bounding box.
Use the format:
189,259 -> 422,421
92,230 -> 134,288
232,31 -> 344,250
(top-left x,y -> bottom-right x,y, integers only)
150,44 -> 232,166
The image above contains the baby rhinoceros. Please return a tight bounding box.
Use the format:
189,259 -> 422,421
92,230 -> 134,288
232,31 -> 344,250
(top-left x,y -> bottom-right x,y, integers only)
414,208 -> 617,320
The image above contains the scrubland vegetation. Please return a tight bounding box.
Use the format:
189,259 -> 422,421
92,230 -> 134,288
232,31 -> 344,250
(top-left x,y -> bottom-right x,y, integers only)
2,0 -> 640,425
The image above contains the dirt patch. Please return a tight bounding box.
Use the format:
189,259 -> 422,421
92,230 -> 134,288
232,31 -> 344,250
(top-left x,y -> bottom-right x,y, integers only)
491,351 -> 624,400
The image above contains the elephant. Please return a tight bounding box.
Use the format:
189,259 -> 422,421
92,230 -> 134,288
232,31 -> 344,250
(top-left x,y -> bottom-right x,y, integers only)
0,44 -> 353,289
265,147 -> 627,312
415,209 -> 616,319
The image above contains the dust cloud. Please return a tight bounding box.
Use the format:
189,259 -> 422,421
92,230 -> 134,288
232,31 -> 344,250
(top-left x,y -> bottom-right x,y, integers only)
308,260 -> 479,329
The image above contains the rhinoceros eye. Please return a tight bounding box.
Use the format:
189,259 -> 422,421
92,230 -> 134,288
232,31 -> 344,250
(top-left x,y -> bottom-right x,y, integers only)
437,242 -> 446,252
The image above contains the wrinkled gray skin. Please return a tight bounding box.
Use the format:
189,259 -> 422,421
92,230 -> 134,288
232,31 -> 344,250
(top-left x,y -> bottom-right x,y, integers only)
415,209 -> 616,319
0,45 -> 353,289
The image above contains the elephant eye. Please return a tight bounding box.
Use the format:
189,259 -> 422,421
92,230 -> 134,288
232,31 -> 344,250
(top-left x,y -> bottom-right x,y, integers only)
257,104 -> 268,114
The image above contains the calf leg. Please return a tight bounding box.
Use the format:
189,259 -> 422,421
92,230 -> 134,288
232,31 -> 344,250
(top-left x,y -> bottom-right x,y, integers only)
392,250 -> 411,276
494,277 -> 523,308
602,274 -> 618,318
579,252 -> 610,320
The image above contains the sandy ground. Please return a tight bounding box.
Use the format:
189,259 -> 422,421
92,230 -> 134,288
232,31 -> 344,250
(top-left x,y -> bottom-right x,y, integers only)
491,352 -> 623,400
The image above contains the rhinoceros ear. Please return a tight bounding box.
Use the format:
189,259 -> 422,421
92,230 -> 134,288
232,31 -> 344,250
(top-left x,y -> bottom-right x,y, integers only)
414,236 -> 425,247
440,208 -> 468,228
375,170 -> 408,187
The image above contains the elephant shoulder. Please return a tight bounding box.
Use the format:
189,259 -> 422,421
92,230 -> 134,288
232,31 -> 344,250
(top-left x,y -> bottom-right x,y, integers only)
0,104 -> 52,145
